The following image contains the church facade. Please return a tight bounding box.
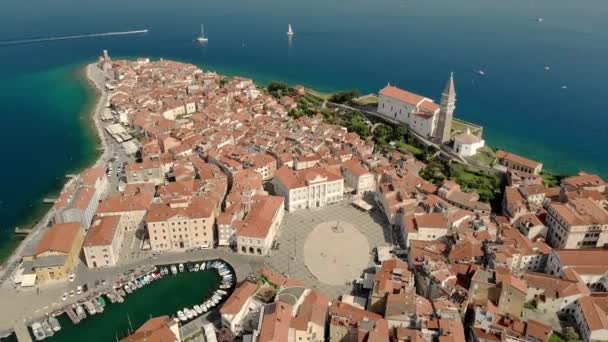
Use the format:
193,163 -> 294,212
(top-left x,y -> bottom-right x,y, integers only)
377,73 -> 456,144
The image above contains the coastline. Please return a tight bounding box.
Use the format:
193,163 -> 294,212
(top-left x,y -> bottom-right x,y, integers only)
0,63 -> 107,274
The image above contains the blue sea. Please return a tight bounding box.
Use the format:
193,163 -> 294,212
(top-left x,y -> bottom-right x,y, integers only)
0,0 -> 607,257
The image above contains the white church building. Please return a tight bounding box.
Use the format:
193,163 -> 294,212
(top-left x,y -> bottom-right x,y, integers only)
377,73 -> 456,144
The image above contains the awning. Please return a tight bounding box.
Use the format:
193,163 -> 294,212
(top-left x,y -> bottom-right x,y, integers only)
21,274 -> 37,287
352,198 -> 373,211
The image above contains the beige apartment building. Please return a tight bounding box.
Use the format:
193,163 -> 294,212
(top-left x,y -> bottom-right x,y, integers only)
272,166 -> 344,212
546,197 -> 608,249
235,196 -> 284,256
145,196 -> 217,251
341,159 -> 375,197
83,216 -> 125,268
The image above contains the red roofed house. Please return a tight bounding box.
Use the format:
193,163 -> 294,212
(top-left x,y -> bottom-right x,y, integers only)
220,281 -> 260,336
401,213 -> 449,248
289,290 -> 329,342
24,222 -> 84,284
495,150 -> 543,175
572,295 -> 608,341
235,196 -> 284,256
120,315 -> 181,342
328,301 -> 389,342
255,302 -> 293,342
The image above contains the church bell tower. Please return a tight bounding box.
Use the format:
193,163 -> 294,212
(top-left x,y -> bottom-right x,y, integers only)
435,72 -> 456,144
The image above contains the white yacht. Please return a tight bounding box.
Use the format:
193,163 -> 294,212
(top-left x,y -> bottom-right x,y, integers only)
287,24 -> 294,36
194,263 -> 200,272
178,263 -> 185,273
170,265 -> 178,275
197,24 -> 208,43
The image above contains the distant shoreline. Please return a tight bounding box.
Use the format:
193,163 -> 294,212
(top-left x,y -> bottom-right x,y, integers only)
0,63 -> 103,267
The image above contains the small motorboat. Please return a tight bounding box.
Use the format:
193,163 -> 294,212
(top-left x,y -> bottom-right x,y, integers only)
194,305 -> 203,314
185,308 -> 194,319
194,264 -> 200,272
177,310 -> 187,321
201,262 -> 206,270
124,284 -> 132,293
31,322 -> 46,341
536,17 -> 544,22
49,317 -> 61,332
41,320 -> 54,336
178,263 -> 185,273
473,69 -> 485,76
171,265 -> 178,275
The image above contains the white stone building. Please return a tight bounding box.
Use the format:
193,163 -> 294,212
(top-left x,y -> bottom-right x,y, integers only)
145,196 -> 217,252
341,160 -> 375,197
82,216 -> 125,268
272,167 -> 344,212
452,128 -> 484,157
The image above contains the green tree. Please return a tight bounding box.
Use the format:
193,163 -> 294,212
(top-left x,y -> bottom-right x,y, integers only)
330,89 -> 361,104
267,81 -> 289,98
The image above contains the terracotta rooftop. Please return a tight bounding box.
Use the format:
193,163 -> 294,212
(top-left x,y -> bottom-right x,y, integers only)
83,216 -> 121,247
34,222 -> 81,256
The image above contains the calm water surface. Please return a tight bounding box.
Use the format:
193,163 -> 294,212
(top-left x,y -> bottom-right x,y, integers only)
0,0 -> 607,254
47,269 -> 222,342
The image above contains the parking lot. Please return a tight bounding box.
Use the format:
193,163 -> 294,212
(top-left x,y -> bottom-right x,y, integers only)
265,201 -> 394,299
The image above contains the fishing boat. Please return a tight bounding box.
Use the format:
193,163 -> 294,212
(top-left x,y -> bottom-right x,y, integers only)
194,263 -> 200,272
473,69 -> 486,76
197,24 -> 209,43
170,265 -> 178,275
118,288 -> 126,297
48,317 -> 61,332
287,24 -> 294,36
31,322 -> 46,341
178,263 -> 185,272
124,284 -> 132,293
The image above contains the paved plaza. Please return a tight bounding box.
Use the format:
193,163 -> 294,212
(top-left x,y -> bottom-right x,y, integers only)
265,201 -> 394,299
304,221 -> 370,285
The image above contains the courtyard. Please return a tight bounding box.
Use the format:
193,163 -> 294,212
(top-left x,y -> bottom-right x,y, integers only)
264,201 -> 395,299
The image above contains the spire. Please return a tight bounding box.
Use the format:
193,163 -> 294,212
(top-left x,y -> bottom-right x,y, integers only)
443,71 -> 456,99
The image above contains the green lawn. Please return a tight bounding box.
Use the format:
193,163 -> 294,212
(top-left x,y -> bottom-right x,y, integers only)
469,147 -> 496,166
353,94 -> 379,106
396,141 -> 423,155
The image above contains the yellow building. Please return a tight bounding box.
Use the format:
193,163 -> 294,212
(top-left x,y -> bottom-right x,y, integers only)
27,222 -> 84,283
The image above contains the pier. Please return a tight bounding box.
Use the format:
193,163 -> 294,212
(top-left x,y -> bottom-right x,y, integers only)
42,198 -> 57,204
14,323 -> 32,342
14,227 -> 33,234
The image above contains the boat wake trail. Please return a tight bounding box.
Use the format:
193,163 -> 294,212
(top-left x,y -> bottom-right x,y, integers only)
0,29 -> 149,47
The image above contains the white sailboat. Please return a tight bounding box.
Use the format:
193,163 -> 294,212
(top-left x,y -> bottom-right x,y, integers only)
197,24 -> 208,43
287,24 -> 294,36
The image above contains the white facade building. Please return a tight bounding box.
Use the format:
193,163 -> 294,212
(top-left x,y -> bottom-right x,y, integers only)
453,128 -> 485,157
272,167 -> 344,212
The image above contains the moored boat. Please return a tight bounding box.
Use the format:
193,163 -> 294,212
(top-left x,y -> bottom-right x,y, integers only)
178,263 -> 185,272
48,317 -> 61,332
31,322 -> 46,341
171,265 -> 178,275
